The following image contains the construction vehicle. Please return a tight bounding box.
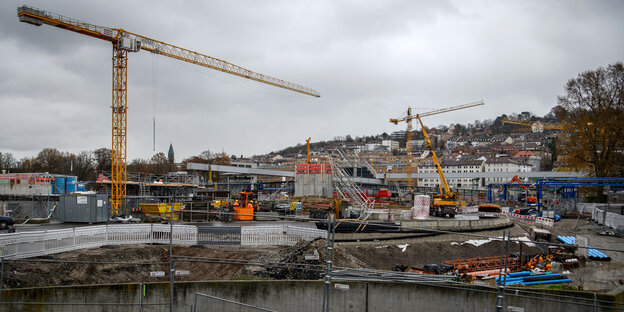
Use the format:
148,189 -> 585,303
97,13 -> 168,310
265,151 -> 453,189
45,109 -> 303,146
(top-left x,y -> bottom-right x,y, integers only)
510,175 -> 537,205
17,5 -> 320,216
391,101 -> 484,217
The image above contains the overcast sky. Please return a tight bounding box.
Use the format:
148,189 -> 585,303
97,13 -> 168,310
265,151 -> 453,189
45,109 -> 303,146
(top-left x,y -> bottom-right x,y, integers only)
1,0 -> 622,162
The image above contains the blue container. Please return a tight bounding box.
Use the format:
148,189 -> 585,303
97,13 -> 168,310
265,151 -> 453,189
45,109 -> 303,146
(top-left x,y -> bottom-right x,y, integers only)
65,176 -> 77,193
77,183 -> 86,192
53,177 -> 66,194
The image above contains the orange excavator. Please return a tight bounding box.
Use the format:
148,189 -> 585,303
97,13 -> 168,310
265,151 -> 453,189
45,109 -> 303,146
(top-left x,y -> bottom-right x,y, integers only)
510,175 -> 537,204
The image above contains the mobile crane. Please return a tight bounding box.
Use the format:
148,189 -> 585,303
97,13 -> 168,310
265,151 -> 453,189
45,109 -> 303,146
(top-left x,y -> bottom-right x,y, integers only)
391,101 -> 484,216
17,5 -> 320,216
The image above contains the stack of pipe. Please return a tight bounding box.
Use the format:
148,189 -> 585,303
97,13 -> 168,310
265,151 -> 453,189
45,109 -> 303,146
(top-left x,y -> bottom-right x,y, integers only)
496,271 -> 572,286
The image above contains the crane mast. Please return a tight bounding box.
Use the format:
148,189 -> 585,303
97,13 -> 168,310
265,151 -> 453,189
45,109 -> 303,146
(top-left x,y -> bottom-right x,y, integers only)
18,5 -> 320,216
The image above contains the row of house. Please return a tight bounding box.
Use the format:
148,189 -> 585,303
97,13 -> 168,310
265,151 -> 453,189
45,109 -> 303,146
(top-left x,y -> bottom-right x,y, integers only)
416,155 -> 533,190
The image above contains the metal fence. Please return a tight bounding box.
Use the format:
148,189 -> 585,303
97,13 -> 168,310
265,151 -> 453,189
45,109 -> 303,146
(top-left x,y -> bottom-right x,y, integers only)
0,224 -> 327,259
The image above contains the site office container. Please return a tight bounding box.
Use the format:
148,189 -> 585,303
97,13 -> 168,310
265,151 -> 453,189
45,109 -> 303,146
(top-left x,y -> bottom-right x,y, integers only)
58,194 -> 110,223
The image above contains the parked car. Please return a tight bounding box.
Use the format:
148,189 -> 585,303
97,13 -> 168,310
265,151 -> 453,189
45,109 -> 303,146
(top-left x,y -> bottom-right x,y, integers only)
0,216 -> 14,230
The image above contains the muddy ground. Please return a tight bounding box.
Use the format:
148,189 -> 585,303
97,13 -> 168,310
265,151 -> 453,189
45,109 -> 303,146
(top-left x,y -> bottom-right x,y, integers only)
3,217 -> 623,292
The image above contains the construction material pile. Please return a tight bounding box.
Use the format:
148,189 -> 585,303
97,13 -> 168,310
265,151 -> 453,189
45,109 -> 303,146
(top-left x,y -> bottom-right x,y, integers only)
557,236 -> 611,261
496,271 -> 572,286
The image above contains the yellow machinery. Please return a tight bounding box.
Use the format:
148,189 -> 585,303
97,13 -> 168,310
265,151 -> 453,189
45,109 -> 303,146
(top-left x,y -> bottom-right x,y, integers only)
139,203 -> 182,221
17,5 -> 319,216
391,101 -> 484,216
306,137 -> 312,164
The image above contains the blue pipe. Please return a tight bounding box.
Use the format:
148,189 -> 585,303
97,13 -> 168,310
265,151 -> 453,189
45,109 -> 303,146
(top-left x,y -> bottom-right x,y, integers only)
522,279 -> 572,286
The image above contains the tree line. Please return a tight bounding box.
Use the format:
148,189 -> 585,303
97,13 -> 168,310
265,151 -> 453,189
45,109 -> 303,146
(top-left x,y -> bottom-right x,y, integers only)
0,148 -> 231,181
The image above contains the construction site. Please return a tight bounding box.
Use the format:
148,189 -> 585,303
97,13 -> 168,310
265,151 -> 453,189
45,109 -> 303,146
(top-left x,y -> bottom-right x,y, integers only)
1,3 -> 624,312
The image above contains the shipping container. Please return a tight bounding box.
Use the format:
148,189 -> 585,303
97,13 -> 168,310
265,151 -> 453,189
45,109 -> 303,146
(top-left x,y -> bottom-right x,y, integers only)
58,194 -> 109,223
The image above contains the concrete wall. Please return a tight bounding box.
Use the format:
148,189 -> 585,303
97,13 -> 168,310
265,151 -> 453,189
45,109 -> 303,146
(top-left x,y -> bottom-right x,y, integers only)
0,182 -> 51,196
3,280 -> 619,312
294,173 -> 333,197
401,216 -> 512,232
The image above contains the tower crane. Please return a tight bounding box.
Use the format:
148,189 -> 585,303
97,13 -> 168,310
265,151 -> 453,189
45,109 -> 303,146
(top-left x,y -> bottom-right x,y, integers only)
391,100 -> 484,216
17,5 -> 320,216
501,119 -> 565,131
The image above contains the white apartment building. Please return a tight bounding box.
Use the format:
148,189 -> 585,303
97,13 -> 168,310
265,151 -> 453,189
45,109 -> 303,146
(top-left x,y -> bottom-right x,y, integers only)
417,157 -> 485,190
381,140 -> 399,151
484,157 -> 520,184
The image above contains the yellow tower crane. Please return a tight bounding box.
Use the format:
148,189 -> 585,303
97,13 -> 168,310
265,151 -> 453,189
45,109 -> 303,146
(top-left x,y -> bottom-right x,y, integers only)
17,5 -> 320,216
501,119 -> 565,131
391,100 -> 484,216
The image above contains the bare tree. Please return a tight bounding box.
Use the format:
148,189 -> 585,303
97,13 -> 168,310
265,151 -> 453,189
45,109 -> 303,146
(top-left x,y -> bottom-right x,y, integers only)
93,148 -> 112,174
556,62 -> 624,177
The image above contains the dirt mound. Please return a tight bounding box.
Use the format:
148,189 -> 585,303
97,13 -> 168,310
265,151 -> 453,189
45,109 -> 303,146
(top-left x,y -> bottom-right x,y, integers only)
240,239 -> 369,280
3,244 -> 259,288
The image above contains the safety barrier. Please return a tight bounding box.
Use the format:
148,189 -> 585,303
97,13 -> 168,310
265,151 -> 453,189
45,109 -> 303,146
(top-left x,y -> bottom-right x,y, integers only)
0,224 -> 326,260
592,207 -> 624,230
503,212 -> 554,227
295,163 -> 332,175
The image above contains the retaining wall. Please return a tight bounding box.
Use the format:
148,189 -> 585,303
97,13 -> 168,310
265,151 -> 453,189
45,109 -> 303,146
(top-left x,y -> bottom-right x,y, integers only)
1,280 -> 620,312
401,216 -> 512,232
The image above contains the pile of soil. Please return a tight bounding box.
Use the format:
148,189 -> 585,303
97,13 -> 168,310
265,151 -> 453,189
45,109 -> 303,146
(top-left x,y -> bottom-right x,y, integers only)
3,244 -> 260,288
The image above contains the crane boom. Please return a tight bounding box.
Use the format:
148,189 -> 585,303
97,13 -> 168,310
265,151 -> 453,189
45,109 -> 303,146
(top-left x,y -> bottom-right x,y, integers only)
17,6 -> 320,97
501,119 -> 565,130
390,100 -> 484,124
18,5 -> 320,215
